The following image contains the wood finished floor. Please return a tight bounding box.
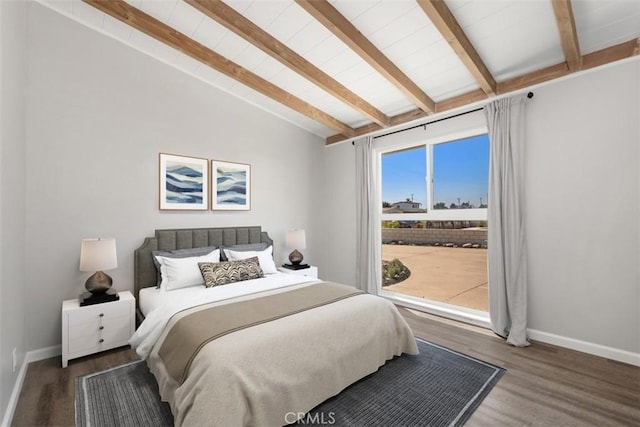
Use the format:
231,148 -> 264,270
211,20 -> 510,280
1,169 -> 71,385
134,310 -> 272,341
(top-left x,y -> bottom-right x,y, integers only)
11,307 -> 640,426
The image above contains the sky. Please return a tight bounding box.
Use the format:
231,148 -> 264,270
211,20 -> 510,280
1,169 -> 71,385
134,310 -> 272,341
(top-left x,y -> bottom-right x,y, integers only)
382,134 -> 489,208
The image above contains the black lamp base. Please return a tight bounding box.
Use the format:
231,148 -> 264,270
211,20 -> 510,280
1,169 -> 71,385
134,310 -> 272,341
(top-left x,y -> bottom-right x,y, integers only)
288,249 -> 304,265
282,263 -> 310,270
85,270 -> 113,294
79,288 -> 119,306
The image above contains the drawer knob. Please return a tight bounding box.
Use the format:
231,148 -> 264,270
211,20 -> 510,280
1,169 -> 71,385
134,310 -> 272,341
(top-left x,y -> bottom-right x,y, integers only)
99,326 -> 104,330
99,339 -> 104,343
99,313 -> 104,317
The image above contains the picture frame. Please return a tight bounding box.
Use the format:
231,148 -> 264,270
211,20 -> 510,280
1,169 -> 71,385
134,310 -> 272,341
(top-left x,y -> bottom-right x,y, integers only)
211,160 -> 251,211
159,153 -> 209,211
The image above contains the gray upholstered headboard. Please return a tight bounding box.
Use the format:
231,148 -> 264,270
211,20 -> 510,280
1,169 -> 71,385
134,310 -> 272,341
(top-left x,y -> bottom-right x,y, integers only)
133,226 -> 273,307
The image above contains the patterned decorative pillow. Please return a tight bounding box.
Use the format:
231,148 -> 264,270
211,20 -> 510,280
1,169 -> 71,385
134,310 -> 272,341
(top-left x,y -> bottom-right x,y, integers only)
198,257 -> 264,287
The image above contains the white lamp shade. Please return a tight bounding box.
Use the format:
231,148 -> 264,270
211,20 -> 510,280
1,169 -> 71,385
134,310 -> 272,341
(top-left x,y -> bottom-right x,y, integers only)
286,230 -> 306,250
79,238 -> 117,272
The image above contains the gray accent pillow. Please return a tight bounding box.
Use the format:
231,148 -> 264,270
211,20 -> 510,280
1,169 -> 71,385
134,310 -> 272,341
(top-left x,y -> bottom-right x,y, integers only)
198,257 -> 264,287
151,246 -> 218,288
219,242 -> 270,261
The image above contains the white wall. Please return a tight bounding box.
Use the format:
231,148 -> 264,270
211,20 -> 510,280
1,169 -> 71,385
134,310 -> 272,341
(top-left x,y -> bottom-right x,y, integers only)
324,59 -> 640,357
525,59 -> 639,354
0,0 -> 27,421
321,141 -> 356,286
25,3 -> 325,351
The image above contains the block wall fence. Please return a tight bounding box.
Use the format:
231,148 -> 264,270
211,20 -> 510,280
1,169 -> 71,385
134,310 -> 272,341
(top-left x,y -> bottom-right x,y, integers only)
381,228 -> 487,247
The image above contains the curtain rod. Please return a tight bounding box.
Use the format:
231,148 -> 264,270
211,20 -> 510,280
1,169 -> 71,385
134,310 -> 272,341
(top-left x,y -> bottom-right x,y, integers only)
353,91 -> 534,144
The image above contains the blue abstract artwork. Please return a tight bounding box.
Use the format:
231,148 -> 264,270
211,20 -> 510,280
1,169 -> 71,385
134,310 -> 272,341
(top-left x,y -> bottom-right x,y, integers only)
212,160 -> 251,210
159,153 -> 208,210
216,167 -> 246,204
166,162 -> 203,204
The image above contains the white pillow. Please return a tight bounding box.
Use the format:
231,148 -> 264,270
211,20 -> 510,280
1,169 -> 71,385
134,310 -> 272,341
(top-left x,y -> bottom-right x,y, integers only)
157,249 -> 220,291
224,246 -> 277,274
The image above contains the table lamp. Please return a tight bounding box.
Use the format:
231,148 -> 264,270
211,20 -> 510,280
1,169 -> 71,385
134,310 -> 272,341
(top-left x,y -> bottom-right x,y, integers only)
284,229 -> 308,269
79,238 -> 120,306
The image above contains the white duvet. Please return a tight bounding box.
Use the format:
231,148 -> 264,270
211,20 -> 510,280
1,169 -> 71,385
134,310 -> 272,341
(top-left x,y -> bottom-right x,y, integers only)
131,275 -> 418,426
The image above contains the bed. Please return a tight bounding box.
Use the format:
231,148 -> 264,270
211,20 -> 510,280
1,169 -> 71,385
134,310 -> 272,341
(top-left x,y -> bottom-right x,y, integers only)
130,226 -> 418,426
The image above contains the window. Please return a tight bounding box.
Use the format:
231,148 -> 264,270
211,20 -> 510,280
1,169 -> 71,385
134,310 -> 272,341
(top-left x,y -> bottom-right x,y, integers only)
378,129 -> 490,314
381,134 -> 489,220
432,135 -> 489,210
381,146 -> 426,214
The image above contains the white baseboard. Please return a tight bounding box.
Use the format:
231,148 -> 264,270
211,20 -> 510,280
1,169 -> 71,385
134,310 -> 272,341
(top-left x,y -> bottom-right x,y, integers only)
1,345 -> 62,427
383,291 -> 640,367
26,345 -> 61,363
1,358 -> 28,427
527,329 -> 640,367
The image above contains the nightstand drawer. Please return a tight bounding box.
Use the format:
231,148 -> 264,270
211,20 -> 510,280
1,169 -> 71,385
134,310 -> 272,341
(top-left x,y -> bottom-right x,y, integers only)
67,313 -> 131,354
278,266 -> 318,279
67,300 -> 129,325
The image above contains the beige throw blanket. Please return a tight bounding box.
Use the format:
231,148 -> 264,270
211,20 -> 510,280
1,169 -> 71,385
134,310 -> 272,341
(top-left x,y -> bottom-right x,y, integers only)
158,282 -> 362,384
148,281 -> 418,426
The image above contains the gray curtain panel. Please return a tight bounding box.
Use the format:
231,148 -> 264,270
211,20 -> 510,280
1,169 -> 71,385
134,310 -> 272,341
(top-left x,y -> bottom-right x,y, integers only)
484,94 -> 530,347
355,135 -> 379,294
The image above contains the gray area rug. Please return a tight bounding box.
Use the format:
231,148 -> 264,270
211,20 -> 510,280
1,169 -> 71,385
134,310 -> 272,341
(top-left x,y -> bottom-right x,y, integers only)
75,338 -> 504,427
75,360 -> 173,427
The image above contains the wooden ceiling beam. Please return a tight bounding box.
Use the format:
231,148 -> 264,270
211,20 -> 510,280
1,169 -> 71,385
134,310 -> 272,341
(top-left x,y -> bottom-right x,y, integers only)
580,38 -> 639,70
82,0 -> 355,137
295,0 -> 436,114
552,0 -> 582,72
416,0 -> 497,96
325,88 -> 488,145
185,0 -> 389,128
326,38 -> 639,144
496,63 -> 569,94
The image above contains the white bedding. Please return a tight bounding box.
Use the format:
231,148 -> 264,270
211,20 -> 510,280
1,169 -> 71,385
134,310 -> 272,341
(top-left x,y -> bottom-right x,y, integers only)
131,273 -> 319,359
138,287 -> 168,317
146,281 -> 418,426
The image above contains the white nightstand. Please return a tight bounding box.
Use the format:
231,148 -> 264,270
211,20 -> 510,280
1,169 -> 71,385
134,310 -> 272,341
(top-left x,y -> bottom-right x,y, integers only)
61,290 -> 135,368
278,265 -> 318,279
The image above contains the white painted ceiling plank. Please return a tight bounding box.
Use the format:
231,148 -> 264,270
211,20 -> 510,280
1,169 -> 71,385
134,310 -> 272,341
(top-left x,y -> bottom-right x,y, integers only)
127,26 -> 162,53
101,12 -> 133,40
265,3 -> 314,45
347,1 -> 417,37
191,18 -> 228,49
235,0 -> 291,30
573,0 -> 640,54
329,0 -> 378,22
136,0 -> 177,23
72,0 -> 104,28
168,0 -> 204,37
450,0 -> 563,77
41,0 -> 73,15
365,6 -> 431,51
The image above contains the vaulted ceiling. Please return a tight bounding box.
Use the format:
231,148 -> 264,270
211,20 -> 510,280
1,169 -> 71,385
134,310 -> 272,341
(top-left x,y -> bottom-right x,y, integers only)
40,0 -> 639,144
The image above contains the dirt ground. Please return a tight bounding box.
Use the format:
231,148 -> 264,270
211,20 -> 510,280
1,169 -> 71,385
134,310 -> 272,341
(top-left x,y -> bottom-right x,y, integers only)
382,244 -> 488,312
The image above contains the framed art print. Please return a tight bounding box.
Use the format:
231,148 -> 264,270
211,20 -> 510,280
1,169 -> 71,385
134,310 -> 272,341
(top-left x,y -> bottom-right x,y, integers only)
211,160 -> 251,211
159,153 -> 209,210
